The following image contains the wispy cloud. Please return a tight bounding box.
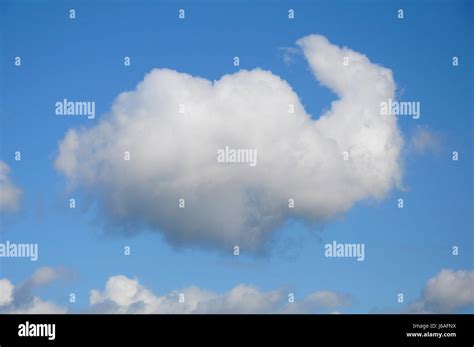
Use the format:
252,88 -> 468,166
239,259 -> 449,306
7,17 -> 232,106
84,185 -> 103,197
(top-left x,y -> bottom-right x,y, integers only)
279,46 -> 300,65
411,126 -> 442,155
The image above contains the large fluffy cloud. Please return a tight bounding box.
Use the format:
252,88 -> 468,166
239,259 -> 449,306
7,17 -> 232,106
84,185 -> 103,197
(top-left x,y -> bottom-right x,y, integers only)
55,34 -> 403,252
0,161 -> 22,212
409,269 -> 474,313
89,275 -> 351,314
0,267 -> 67,314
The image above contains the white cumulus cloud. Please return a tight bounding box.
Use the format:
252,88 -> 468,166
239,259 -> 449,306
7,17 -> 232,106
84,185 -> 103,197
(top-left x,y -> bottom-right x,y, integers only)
409,269 -> 474,313
89,274 -> 352,314
0,161 -> 22,212
55,34 -> 403,252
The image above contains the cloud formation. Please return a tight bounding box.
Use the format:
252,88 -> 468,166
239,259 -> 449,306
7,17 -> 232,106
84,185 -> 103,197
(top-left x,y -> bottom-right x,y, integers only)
89,274 -> 351,314
55,34 -> 403,252
0,270 -> 351,314
4,268 -> 473,314
0,267 -> 67,314
0,161 -> 22,212
409,269 -> 474,313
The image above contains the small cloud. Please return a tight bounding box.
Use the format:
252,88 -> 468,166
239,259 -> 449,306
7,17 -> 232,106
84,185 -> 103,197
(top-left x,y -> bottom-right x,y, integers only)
407,269 -> 474,313
279,46 -> 300,65
0,161 -> 22,212
411,126 -> 442,155
20,266 -> 69,289
284,290 -> 353,313
0,279 -> 14,306
305,290 -> 353,309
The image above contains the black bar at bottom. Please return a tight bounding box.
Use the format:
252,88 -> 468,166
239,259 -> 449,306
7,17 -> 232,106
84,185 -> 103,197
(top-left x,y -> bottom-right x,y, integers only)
0,314 -> 472,346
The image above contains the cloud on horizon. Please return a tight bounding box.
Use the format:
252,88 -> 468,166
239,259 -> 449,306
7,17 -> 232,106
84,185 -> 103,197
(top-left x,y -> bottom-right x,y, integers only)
4,268 -> 472,314
0,267 -> 67,314
408,269 -> 474,313
89,274 -> 352,314
0,269 -> 352,314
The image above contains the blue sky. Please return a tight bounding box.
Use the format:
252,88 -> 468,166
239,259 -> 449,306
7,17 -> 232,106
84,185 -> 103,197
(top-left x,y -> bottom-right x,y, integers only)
0,0 -> 472,313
